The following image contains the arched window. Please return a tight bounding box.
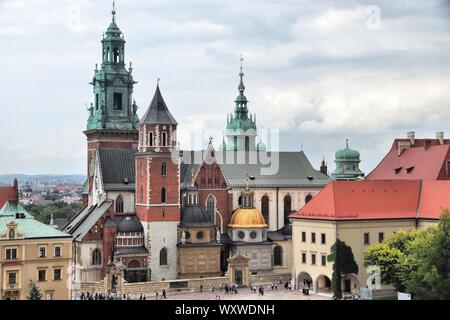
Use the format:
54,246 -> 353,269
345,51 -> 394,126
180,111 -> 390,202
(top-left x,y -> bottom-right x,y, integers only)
92,249 -> 101,266
274,245 -> 283,266
8,228 -> 15,239
305,194 -> 313,204
261,195 -> 269,224
161,188 -> 166,203
245,136 -> 250,152
206,195 -> 216,221
149,132 -> 153,146
160,248 -> 168,266
162,131 -> 167,146
238,195 -> 242,206
162,161 -> 167,176
113,48 -> 120,63
115,195 -> 124,213
283,195 -> 292,225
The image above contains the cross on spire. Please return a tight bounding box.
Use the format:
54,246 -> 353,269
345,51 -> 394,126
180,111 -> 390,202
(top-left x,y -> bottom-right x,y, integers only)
240,54 -> 244,73
346,138 -> 349,149
157,77 -> 160,86
112,1 -> 116,22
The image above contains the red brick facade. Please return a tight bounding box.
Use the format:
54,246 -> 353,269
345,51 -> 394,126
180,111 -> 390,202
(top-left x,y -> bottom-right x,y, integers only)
135,124 -> 180,223
195,162 -> 232,230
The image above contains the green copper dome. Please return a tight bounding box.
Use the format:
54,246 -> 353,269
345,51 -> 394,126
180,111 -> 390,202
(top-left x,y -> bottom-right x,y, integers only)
331,139 -> 365,181
335,148 -> 360,161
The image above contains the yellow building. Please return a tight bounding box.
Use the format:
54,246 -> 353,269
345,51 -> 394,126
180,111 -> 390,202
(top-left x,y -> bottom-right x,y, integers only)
290,180 -> 447,295
0,200 -> 73,300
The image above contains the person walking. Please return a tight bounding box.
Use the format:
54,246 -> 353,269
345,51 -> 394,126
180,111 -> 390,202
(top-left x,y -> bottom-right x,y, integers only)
162,289 -> 167,300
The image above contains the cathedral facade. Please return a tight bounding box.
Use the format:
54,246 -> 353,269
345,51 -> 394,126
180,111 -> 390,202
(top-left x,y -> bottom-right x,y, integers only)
64,8 -> 331,288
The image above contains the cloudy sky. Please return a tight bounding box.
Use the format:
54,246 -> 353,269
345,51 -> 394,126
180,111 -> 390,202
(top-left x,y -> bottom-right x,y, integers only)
1,0 -> 450,175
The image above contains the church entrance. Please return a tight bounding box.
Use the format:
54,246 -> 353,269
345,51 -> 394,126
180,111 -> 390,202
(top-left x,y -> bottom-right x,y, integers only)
235,268 -> 243,285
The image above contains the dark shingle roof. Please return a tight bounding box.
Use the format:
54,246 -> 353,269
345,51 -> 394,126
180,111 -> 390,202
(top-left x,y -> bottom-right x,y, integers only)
268,224 -> 292,241
181,151 -> 331,188
115,215 -> 143,232
99,149 -> 136,191
180,206 -> 215,228
141,85 -> 178,125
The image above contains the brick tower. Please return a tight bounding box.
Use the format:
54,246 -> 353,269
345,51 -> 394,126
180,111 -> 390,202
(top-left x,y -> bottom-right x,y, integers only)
84,6 -> 139,203
135,83 -> 180,281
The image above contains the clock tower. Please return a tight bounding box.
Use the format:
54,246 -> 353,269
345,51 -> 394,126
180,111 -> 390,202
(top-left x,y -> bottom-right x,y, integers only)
84,5 -> 139,198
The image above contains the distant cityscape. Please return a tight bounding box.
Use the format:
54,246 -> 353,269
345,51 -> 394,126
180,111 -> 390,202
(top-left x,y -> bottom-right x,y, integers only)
0,174 -> 85,206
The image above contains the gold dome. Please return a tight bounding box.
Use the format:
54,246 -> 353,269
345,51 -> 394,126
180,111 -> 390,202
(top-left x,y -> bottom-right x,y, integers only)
228,208 -> 268,228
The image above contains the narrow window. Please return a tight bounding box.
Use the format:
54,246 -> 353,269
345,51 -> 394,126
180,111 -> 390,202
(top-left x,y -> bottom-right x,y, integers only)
207,195 -> 216,221
113,93 -> 122,110
161,188 -> 166,203
301,253 -> 306,264
115,195 -> 124,213
311,232 -> 316,244
53,269 -> 62,281
162,161 -> 167,176
311,253 -> 316,265
321,233 -> 326,245
54,246 -> 62,257
274,246 -> 283,266
149,132 -> 153,146
301,232 -> 306,242
160,248 -> 168,266
378,232 -> 384,243
39,247 -> 46,258
261,196 -> 269,224
8,272 -> 16,284
364,233 -> 370,245
321,255 -> 327,266
92,249 -> 101,265
162,131 -> 167,146
245,136 -> 250,152
38,270 -> 46,282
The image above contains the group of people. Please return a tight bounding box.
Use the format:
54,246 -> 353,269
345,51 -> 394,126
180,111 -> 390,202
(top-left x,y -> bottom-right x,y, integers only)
79,292 -> 114,300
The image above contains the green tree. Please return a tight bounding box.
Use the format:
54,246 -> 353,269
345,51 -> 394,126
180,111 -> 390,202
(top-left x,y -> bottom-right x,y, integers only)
364,228 -> 424,291
328,239 -> 358,299
28,282 -> 42,300
404,211 -> 450,299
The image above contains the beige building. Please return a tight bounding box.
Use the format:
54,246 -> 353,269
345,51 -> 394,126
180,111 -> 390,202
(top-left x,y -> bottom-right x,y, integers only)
290,180 -> 448,295
0,199 -> 73,300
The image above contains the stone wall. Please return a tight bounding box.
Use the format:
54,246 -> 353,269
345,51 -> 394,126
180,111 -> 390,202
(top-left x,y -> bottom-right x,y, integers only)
74,273 -> 292,298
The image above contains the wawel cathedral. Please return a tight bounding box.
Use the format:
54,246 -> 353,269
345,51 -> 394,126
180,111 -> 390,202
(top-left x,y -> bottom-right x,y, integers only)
63,9 -> 330,285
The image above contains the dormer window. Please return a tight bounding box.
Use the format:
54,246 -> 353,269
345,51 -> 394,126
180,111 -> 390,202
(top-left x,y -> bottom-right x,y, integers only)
406,166 -> 415,174
394,167 -> 402,174
8,228 -> 15,239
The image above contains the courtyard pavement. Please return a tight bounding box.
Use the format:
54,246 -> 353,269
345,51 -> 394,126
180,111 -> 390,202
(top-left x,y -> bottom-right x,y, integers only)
151,289 -> 331,300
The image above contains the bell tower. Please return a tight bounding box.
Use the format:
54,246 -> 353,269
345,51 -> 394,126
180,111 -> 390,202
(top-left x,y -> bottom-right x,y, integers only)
84,4 -> 139,197
135,83 -> 180,281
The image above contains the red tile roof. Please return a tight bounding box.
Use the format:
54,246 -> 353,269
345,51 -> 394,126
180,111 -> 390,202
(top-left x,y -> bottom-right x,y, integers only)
367,139 -> 450,180
291,180 -> 421,221
0,186 -> 18,208
291,180 -> 450,221
418,180 -> 450,219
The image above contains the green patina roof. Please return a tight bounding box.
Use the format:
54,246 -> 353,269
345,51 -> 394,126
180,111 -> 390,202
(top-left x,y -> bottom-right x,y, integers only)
331,140 -> 365,180
0,201 -> 71,239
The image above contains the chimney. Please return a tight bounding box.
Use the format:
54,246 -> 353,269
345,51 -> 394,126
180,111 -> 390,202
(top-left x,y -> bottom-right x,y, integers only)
436,131 -> 444,145
407,131 -> 415,146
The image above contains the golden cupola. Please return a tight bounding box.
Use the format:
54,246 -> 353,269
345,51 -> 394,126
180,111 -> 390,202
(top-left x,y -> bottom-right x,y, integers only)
228,176 -> 268,230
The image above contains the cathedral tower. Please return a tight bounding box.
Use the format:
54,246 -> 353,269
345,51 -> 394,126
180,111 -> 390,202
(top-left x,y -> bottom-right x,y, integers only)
135,83 -> 180,281
223,58 -> 257,152
84,5 -> 139,197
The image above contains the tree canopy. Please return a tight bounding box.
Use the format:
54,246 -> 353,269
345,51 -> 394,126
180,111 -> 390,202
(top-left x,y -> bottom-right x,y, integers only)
364,210 -> 450,300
